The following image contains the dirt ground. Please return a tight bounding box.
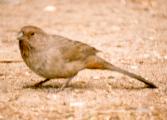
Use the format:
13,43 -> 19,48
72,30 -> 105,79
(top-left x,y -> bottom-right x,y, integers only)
0,0 -> 167,119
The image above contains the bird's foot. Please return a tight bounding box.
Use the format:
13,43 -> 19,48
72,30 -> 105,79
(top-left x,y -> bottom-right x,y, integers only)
33,82 -> 43,88
55,78 -> 73,93
33,78 -> 50,88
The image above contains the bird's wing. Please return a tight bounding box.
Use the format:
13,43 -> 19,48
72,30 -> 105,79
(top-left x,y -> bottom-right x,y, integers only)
52,35 -> 99,61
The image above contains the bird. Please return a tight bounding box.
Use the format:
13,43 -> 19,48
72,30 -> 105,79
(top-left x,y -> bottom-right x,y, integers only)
17,25 -> 157,91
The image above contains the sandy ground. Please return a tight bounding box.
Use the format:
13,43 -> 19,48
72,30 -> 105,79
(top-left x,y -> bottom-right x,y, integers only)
0,0 -> 167,119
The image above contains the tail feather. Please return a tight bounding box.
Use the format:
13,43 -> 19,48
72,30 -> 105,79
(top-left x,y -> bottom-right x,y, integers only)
106,64 -> 157,88
85,56 -> 157,88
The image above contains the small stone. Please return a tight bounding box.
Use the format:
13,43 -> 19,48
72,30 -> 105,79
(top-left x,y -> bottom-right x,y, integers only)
130,65 -> 138,70
70,101 -> 85,108
44,5 -> 56,12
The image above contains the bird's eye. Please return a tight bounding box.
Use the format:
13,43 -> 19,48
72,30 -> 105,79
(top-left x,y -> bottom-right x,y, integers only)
31,32 -> 35,36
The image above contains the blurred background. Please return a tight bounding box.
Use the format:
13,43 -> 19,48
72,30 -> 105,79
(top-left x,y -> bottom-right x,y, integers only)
0,0 -> 167,119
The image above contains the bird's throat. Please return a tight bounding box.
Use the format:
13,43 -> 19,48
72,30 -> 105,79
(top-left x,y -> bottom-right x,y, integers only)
19,40 -> 31,58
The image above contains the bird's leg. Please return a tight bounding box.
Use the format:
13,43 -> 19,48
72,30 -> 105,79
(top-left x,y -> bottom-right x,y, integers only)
34,78 -> 50,87
56,77 -> 73,92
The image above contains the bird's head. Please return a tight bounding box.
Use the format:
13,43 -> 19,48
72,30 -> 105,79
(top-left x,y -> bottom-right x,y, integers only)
17,25 -> 45,42
18,25 -> 48,57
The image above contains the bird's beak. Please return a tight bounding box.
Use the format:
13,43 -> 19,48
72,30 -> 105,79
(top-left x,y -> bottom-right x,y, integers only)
17,32 -> 24,41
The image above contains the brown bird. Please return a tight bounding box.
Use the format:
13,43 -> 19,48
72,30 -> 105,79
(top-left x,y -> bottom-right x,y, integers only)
17,25 -> 157,91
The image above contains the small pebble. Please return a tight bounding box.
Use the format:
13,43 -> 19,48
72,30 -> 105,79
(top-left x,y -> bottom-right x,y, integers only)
44,5 -> 56,12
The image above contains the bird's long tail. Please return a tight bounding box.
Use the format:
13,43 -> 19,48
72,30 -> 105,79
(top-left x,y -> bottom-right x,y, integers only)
106,63 -> 157,88
85,56 -> 157,88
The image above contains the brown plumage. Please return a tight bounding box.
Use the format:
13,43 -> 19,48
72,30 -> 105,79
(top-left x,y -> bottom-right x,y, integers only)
17,25 -> 157,91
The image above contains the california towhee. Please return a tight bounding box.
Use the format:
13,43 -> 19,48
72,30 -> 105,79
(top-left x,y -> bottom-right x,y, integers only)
17,25 -> 157,90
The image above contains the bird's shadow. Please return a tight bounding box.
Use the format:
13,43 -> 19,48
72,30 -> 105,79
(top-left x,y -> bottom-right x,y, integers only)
23,81 -> 90,90
23,81 -> 152,91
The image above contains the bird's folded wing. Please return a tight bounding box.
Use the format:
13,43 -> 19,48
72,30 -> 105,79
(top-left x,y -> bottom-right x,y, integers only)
53,36 -> 99,61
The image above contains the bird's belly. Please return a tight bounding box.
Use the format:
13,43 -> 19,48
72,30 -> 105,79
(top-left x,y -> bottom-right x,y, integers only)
40,61 -> 84,79
36,63 -> 82,79
25,55 -> 83,79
